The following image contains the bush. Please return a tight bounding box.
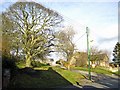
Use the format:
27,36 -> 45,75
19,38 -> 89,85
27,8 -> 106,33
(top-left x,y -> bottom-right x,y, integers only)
31,61 -> 50,67
2,54 -> 18,83
2,55 -> 17,70
62,61 -> 69,69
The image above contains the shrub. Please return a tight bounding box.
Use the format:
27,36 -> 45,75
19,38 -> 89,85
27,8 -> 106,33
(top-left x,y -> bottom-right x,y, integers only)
63,61 -> 69,68
2,54 -> 19,86
31,61 -> 50,67
2,54 -> 17,70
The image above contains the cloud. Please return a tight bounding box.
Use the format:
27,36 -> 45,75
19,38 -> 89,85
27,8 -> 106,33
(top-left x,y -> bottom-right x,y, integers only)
98,36 -> 118,43
91,24 -> 118,38
0,0 -> 5,4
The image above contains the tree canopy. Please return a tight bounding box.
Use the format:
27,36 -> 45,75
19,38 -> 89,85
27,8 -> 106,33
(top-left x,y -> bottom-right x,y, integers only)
2,2 -> 63,67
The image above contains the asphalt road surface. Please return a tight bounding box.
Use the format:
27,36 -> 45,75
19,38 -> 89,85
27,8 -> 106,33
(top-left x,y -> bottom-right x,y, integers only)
53,70 -> 119,90
71,70 -> 120,89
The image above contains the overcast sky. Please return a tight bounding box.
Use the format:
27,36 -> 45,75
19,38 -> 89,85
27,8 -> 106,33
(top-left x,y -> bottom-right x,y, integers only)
0,0 -> 119,61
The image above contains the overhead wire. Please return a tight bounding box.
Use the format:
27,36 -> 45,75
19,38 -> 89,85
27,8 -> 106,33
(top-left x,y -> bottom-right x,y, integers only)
74,32 -> 86,43
52,11 -> 88,43
58,12 -> 87,43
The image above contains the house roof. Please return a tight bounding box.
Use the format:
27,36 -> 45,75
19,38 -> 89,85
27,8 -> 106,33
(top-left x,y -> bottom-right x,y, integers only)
73,52 -> 109,61
90,54 -> 109,61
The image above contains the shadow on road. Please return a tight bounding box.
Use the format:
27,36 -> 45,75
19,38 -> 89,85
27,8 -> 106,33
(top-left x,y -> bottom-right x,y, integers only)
82,85 -> 99,90
71,69 -> 119,89
91,73 -> 119,88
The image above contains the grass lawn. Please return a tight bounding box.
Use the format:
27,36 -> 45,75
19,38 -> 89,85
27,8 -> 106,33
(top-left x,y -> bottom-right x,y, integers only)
52,67 -> 84,84
34,66 -> 85,84
9,66 -> 84,88
16,60 -> 26,68
72,66 -> 119,76
113,70 -> 120,76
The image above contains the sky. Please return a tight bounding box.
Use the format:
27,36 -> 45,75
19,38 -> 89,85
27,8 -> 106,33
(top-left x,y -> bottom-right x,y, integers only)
0,0 -> 119,62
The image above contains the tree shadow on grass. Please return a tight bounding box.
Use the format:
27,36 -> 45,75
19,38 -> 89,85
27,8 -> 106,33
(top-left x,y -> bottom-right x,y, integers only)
5,67 -> 81,90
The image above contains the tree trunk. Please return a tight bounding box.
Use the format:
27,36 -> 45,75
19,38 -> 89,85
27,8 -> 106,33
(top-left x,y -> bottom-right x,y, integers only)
25,54 -> 31,67
67,64 -> 70,70
67,57 -> 71,70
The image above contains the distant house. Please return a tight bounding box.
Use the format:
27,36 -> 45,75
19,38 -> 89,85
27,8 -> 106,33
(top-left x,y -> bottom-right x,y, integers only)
69,52 -> 88,67
74,52 -> 88,67
109,62 -> 119,67
109,62 -> 119,72
70,52 -> 109,67
90,54 -> 109,67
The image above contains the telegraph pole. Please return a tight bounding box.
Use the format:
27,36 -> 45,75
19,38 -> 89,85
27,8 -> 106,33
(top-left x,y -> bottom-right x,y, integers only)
86,27 -> 91,80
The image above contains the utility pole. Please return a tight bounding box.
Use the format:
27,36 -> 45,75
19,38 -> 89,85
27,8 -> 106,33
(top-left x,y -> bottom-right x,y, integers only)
86,27 -> 91,80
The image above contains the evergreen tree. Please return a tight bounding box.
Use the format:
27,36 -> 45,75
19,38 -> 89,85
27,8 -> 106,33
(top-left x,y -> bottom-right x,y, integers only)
112,42 -> 120,65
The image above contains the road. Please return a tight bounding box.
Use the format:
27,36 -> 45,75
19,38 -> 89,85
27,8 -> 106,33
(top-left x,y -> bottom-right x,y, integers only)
50,69 -> 120,90
71,70 -> 120,89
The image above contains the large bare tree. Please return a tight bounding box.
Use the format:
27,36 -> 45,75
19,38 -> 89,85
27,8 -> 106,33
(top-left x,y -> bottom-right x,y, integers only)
56,26 -> 75,70
2,2 -> 63,67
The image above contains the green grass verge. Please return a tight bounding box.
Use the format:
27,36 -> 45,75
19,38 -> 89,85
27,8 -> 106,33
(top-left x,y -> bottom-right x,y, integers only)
113,70 -> 120,76
72,66 -> 118,75
16,60 -> 26,68
16,61 -> 50,69
34,66 -> 52,70
52,67 -> 84,84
